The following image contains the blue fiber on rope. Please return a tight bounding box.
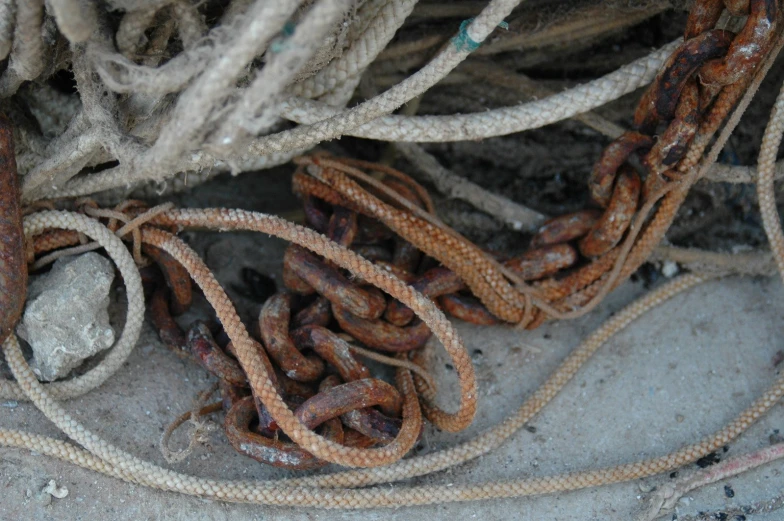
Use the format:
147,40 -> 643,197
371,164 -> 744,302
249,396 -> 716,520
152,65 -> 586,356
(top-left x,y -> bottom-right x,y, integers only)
282,22 -> 296,37
452,19 -> 509,52
452,18 -> 480,52
271,22 -> 297,53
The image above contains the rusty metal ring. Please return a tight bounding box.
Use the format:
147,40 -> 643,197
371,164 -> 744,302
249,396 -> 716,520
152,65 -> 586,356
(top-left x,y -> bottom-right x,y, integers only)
579,167 -> 641,258
291,325 -> 371,382
327,205 -> 358,247
503,244 -> 579,281
285,245 -> 387,320
644,78 -> 701,177
143,243 -> 193,315
529,210 -> 602,248
439,293 -> 499,326
294,378 -> 403,428
333,305 -> 431,352
588,131 -> 653,207
224,395 -> 340,470
259,293 -> 325,383
385,266 -> 465,327
699,0 -> 778,87
633,29 -> 733,133
186,321 -> 248,387
291,296 -> 332,329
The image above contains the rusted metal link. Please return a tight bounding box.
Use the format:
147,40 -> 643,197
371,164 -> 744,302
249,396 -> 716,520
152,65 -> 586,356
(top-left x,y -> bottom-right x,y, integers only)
285,244 -> 387,319
327,205 -> 358,247
384,267 -> 465,326
503,243 -> 578,281
0,115 -> 26,344
341,408 -> 402,443
139,265 -> 163,296
724,0 -> 751,16
439,293 -> 499,326
247,369 -> 314,437
273,366 -> 317,400
535,248 -> 621,301
634,29 -> 733,133
579,167 -> 641,258
282,245 -> 316,295
317,375 -> 401,443
259,293 -> 325,382
294,378 -> 403,429
226,337 -> 281,394
291,296 -> 332,329
237,267 -> 277,303
588,131 -> 652,207
149,285 -> 282,404
644,78 -> 700,178
186,321 -> 248,387
303,195 -> 330,232
392,238 -> 421,273
148,285 -> 189,358
291,325 -> 371,382
143,243 -> 193,315
252,393 -> 306,437
224,395 -> 338,470
699,0 -> 778,87
355,215 -> 394,244
342,428 -> 379,449
529,210 -> 601,248
333,305 -> 432,352
685,0 -> 725,38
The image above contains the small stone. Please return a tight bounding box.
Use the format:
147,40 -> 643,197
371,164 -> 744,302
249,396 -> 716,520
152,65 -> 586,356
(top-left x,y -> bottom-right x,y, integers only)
676,414 -> 685,423
17,253 -> 115,381
638,481 -> 656,493
43,479 -> 68,499
661,261 -> 679,278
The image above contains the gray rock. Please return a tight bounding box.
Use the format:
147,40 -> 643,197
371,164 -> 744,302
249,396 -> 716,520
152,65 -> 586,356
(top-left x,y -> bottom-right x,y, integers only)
17,252 -> 116,381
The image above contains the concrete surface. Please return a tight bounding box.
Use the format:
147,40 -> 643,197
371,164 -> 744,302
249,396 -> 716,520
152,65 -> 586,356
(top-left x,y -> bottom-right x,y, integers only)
1,171 -> 783,520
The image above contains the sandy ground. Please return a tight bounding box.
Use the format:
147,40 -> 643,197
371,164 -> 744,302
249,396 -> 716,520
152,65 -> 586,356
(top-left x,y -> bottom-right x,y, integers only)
1,171 -> 783,521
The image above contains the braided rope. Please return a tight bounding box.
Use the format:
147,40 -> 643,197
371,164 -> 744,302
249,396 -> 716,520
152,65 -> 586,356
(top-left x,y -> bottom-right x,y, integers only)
0,211 -> 144,401
4,266 -> 783,507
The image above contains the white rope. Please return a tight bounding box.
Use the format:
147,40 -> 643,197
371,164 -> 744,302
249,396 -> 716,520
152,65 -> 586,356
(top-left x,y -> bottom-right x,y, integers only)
273,40 -> 679,143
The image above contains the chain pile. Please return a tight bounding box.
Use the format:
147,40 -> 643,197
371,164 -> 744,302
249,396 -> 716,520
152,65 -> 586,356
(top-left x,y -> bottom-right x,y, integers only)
144,207 -> 425,468
289,0 -> 781,330
1,0 -> 784,515
46,162 -> 580,468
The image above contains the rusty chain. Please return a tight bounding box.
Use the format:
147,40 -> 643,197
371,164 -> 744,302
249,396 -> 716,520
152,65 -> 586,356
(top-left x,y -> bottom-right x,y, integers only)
15,0 -> 782,471
292,0 -> 781,327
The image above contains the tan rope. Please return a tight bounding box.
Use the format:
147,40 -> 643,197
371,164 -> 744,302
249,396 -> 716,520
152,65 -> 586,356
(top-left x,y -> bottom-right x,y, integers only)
4,269 -> 783,507
141,224 -> 424,467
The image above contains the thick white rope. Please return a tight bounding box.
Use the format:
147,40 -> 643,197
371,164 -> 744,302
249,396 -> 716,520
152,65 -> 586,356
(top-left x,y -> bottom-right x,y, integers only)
48,38 -> 675,200
212,0 -> 357,152
273,40 -> 678,143
291,0 -> 419,99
